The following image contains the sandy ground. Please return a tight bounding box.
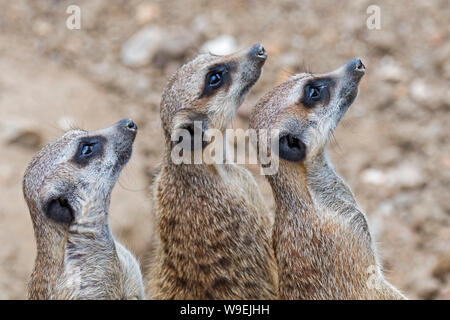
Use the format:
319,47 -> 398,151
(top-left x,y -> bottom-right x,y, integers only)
0,0 -> 448,299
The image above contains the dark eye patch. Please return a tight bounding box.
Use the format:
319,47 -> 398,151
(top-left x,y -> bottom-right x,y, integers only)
199,62 -> 235,98
72,136 -> 105,167
300,77 -> 335,108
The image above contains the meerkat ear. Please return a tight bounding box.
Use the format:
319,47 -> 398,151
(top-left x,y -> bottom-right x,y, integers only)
45,197 -> 74,224
278,134 -> 306,162
178,120 -> 208,150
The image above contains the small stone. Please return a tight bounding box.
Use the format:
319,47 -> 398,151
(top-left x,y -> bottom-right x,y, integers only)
121,26 -> 164,67
201,35 -> 238,55
387,163 -> 425,189
410,79 -> 431,103
378,56 -> 404,83
432,254 -> 450,282
361,168 -> 388,186
374,201 -> 394,216
7,129 -> 42,149
152,31 -> 196,68
0,118 -> 42,149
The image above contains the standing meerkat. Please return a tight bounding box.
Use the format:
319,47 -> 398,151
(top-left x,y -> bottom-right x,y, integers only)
250,59 -> 406,299
24,119 -> 146,300
148,44 -> 277,299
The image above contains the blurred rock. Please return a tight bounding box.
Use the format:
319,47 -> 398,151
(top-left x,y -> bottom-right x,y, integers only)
121,26 -> 164,67
152,31 -> 197,68
361,168 -> 387,186
388,163 -> 425,189
378,56 -> 404,83
361,163 -> 425,189
415,278 -> 440,300
0,119 -> 42,150
6,129 -> 42,150
409,79 -> 432,103
121,26 -> 197,68
374,201 -> 394,216
432,254 -> 450,282
201,35 -> 238,55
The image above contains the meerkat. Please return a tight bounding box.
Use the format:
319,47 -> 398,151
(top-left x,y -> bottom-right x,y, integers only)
23,119 -> 146,300
147,44 -> 277,299
250,58 -> 406,299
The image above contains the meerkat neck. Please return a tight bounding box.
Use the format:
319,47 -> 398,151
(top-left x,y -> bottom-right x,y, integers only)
268,161 -> 382,299
306,151 -> 371,240
267,163 -> 323,299
29,210 -> 67,299
267,160 -> 406,299
29,207 -> 117,299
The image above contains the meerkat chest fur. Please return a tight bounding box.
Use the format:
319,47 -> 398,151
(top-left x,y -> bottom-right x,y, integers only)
150,161 -> 276,299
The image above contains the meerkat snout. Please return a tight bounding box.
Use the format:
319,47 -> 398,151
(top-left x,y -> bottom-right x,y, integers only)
354,58 -> 366,71
24,119 -> 145,299
253,44 -> 268,59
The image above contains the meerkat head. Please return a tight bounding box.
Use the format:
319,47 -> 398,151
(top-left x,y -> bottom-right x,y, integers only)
250,58 -> 365,165
23,119 -> 138,232
160,44 -> 267,151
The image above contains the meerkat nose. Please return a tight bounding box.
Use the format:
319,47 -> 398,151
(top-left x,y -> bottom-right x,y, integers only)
250,44 -> 268,60
126,119 -> 138,131
354,58 -> 366,72
119,118 -> 138,131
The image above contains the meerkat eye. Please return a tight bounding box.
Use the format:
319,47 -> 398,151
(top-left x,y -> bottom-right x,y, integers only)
207,71 -> 224,88
301,78 -> 334,108
200,64 -> 231,98
309,86 -> 321,100
72,136 -> 105,166
81,144 -> 94,156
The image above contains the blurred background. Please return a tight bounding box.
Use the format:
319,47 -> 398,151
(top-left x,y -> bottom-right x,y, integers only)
0,0 -> 448,299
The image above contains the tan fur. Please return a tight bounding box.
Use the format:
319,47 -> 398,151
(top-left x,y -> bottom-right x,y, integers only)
147,45 -> 277,299
250,59 -> 405,299
24,121 -> 145,299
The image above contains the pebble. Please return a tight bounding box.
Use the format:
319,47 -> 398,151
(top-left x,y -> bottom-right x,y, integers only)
201,35 -> 238,55
388,163 -> 425,189
378,56 -> 404,83
361,163 -> 425,189
121,26 -> 164,67
409,79 -> 431,103
0,119 -> 42,149
121,26 -> 197,68
361,168 -> 387,186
